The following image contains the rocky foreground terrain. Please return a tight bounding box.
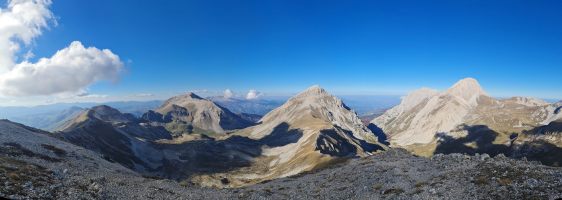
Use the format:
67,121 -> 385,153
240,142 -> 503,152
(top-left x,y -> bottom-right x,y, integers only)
1,120 -> 561,200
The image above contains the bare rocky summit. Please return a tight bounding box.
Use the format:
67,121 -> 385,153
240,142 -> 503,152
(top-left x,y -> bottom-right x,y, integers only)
143,92 -> 254,135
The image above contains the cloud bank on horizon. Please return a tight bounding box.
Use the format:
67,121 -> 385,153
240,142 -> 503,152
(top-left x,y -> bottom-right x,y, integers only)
246,89 -> 262,100
223,89 -> 234,99
0,0 -> 123,97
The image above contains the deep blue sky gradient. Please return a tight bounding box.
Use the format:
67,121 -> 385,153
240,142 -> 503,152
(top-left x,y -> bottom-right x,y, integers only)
26,0 -> 562,99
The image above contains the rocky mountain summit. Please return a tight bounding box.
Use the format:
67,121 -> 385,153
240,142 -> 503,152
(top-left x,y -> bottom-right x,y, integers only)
371,78 -> 562,166
142,92 -> 254,135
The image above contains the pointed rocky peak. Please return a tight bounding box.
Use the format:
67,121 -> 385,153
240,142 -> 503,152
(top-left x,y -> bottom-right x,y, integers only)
57,105 -> 135,131
292,85 -> 330,99
305,85 -> 327,93
152,91 -> 254,134
258,85 -> 380,142
186,92 -> 203,99
160,92 -> 211,109
446,78 -> 487,102
277,85 -> 350,113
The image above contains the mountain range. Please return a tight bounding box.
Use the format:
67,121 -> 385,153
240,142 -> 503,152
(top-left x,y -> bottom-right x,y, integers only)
0,95 -> 398,131
1,79 -> 561,199
0,101 -> 163,131
371,78 -> 562,166
28,86 -> 387,188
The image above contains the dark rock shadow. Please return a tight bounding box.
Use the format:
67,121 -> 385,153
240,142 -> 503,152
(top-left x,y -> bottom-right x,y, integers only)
434,123 -> 562,167
316,126 -> 385,157
512,141 -> 562,167
61,120 -> 151,169
515,121 -> 562,167
523,120 -> 562,136
316,129 -> 358,157
434,124 -> 511,157
367,123 -> 390,145
259,123 -> 303,147
154,122 -> 303,180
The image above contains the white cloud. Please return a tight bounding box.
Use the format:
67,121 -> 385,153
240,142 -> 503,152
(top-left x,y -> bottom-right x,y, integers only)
0,0 -> 124,97
75,93 -> 108,99
246,89 -> 262,100
223,89 -> 234,98
133,93 -> 154,97
0,0 -> 54,72
0,41 -> 124,96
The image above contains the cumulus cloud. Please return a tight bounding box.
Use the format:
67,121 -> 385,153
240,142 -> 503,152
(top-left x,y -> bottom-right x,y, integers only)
223,89 -> 234,98
0,0 -> 124,97
0,41 -> 124,96
0,0 -> 54,72
246,89 -> 262,100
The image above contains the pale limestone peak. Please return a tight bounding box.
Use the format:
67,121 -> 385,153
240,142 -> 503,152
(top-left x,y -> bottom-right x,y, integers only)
446,77 -> 487,102
294,85 -> 329,98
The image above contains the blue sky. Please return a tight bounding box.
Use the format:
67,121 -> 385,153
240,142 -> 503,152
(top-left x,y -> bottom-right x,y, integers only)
2,0 -> 562,105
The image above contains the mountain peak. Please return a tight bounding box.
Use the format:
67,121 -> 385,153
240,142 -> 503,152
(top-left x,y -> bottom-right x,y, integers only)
90,105 -> 119,113
87,105 -> 135,123
294,85 -> 329,98
154,92 -> 254,134
446,78 -> 486,102
161,92 -> 206,107
183,92 -> 203,99
449,78 -> 482,91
